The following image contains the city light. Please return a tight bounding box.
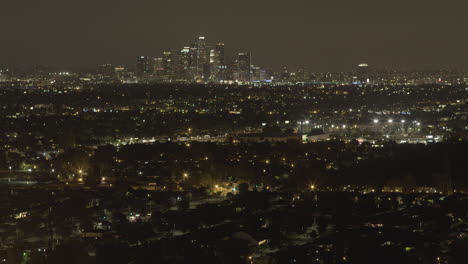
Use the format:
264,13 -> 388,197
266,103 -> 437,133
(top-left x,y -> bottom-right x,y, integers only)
1,27 -> 465,263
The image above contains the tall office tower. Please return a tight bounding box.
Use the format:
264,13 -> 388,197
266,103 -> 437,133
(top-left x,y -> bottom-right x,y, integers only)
162,51 -> 174,80
215,43 -> 225,65
296,65 -> 306,81
153,57 -> 164,79
136,56 -> 152,80
237,52 -> 251,82
196,36 -> 208,80
251,66 -> 261,82
208,48 -> 216,81
227,57 -> 239,81
280,67 -> 290,81
177,46 -> 191,80
209,42 -> 225,82
189,43 -> 198,80
357,63 -> 370,84
259,69 -> 268,81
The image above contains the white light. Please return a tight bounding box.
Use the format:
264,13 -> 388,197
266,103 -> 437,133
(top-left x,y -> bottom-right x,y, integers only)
388,119 -> 393,123
373,119 -> 379,124
304,120 -> 309,124
401,120 -> 405,123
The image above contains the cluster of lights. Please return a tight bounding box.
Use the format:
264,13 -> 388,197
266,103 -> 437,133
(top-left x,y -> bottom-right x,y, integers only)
373,119 -> 419,124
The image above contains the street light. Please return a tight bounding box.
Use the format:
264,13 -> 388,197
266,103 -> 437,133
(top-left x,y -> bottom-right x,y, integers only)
388,119 -> 393,123
373,119 -> 379,124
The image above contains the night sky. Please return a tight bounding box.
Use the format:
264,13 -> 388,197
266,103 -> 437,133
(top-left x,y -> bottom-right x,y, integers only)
2,0 -> 467,71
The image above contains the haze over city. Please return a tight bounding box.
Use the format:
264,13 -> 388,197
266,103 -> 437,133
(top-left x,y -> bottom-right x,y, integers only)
1,0 -> 468,71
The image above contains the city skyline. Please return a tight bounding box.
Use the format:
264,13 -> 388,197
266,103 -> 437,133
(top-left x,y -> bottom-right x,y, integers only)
1,0 -> 468,72
1,1 -> 468,263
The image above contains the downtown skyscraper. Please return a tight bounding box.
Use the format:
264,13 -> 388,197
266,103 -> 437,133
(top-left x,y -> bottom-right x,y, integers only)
133,35 -> 272,84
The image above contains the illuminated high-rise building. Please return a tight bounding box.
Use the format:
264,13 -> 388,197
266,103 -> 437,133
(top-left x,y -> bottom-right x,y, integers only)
136,56 -> 152,79
280,67 -> 290,81
196,36 -> 208,80
251,66 -> 261,82
215,43 -> 225,65
237,52 -> 251,82
162,51 -> 174,80
357,63 -> 370,84
153,57 -> 164,79
189,43 -> 198,80
209,42 -> 225,82
176,46 -> 191,80
296,65 -> 307,81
